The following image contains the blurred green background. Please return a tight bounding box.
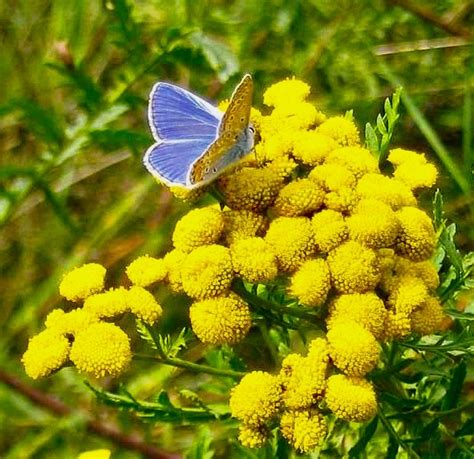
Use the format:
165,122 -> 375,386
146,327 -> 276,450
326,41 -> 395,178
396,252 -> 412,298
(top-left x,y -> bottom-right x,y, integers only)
0,0 -> 472,457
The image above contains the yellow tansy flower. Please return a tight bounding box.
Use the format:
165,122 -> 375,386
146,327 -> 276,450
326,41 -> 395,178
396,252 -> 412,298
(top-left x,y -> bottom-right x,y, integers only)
316,116 -> 359,147
126,286 -> 163,325
312,210 -> 348,253
395,206 -> 436,261
231,237 -> 278,283
280,409 -> 327,453
172,207 -> 224,253
59,263 -> 106,302
230,371 -> 282,426
383,310 -> 412,340
292,131 -> 337,166
281,338 -> 328,409
83,287 -> 129,319
274,179 -> 325,217
327,321 -> 380,376
45,308 -> 99,335
410,297 -> 445,335
70,322 -> 132,378
395,258 -> 439,291
347,199 -> 400,249
22,329 -> 70,379
289,259 -> 331,307
388,148 -> 438,190
326,146 -> 378,179
263,78 -> 310,107
77,450 -> 111,459
327,241 -> 381,293
309,163 -> 356,192
265,217 -> 316,272
388,274 -> 429,314
325,375 -> 377,422
222,209 -> 268,245
126,255 -> 167,287
238,423 -> 269,449
357,174 -> 416,210
169,185 -> 204,202
327,293 -> 387,339
324,187 -> 360,214
163,249 -> 186,293
181,245 -> 234,299
218,166 -> 285,212
189,294 -> 251,344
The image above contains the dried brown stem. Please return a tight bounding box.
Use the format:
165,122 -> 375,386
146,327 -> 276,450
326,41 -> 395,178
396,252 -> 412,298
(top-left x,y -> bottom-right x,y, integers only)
0,368 -> 180,459
388,0 -> 472,38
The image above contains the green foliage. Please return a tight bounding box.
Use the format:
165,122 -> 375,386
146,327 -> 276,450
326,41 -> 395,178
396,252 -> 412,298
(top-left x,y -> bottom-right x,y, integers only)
1,0 -> 473,457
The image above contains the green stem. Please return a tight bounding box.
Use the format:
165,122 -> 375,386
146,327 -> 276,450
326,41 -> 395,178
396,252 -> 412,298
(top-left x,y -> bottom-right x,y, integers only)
258,321 -> 280,366
135,354 -> 245,379
232,279 -> 320,323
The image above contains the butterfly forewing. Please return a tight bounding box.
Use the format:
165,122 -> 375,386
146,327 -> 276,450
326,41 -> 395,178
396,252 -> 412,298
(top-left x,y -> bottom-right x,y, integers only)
218,74 -> 253,135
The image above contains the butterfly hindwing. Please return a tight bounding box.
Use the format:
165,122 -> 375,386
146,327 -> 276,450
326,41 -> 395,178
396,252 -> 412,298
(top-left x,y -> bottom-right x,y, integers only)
144,139 -> 213,187
218,74 -> 253,134
149,82 -> 222,142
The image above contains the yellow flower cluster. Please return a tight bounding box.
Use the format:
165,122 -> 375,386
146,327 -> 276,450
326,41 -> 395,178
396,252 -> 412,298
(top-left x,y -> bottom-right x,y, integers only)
23,260 -> 163,379
24,77 -> 447,455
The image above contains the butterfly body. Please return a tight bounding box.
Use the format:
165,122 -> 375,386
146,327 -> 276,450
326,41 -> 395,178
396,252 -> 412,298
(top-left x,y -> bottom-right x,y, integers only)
144,74 -> 254,189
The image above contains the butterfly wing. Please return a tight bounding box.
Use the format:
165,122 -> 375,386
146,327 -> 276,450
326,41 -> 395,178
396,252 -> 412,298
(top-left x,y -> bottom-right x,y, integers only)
218,74 -> 253,134
144,139 -> 214,187
148,82 -> 223,142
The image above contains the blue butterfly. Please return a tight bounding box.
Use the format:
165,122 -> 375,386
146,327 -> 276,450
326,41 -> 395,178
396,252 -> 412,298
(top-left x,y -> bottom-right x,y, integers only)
144,74 -> 255,189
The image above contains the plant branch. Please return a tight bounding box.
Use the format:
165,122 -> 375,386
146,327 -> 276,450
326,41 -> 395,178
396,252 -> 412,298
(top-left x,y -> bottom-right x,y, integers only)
0,368 -> 178,459
134,354 -> 245,379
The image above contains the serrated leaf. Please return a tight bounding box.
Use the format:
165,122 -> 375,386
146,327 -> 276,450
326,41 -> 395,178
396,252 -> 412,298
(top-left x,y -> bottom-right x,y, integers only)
349,416 -> 378,458
365,123 -> 379,156
377,114 -> 387,135
432,188 -> 444,228
441,360 -> 467,410
159,328 -> 190,357
136,320 -> 158,350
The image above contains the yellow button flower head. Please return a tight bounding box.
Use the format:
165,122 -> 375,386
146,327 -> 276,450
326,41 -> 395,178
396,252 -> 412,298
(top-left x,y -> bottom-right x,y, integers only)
388,274 -> 429,314
395,257 -> 439,290
280,409 -> 327,453
181,245 -> 234,299
327,320 -> 380,376
292,131 -> 337,166
231,237 -> 278,283
309,163 -> 356,192
325,374 -> 377,422
45,308 -> 99,335
238,423 -> 269,449
83,287 -> 129,319
126,286 -> 163,325
257,130 -> 294,161
316,116 -> 359,147
266,156 -> 298,180
70,322 -> 132,378
189,293 -> 251,344
312,210 -> 348,253
218,166 -> 285,212
169,185 -> 204,202
410,296 -> 445,335
222,209 -> 268,245
327,241 -> 381,293
263,77 -> 310,107
383,310 -> 412,340
388,148 -> 438,190
289,259 -> 331,307
327,293 -> 387,339
125,255 -> 167,287
274,179 -> 325,217
326,146 -> 378,179
230,371 -> 282,426
163,249 -> 186,293
347,199 -> 400,249
324,187 -> 360,214
395,207 -> 436,261
22,329 -> 71,379
357,174 -> 416,210
172,207 -> 224,253
270,101 -> 319,131
59,263 -> 106,302
77,449 -> 111,459
265,217 -> 316,272
281,338 -> 329,409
